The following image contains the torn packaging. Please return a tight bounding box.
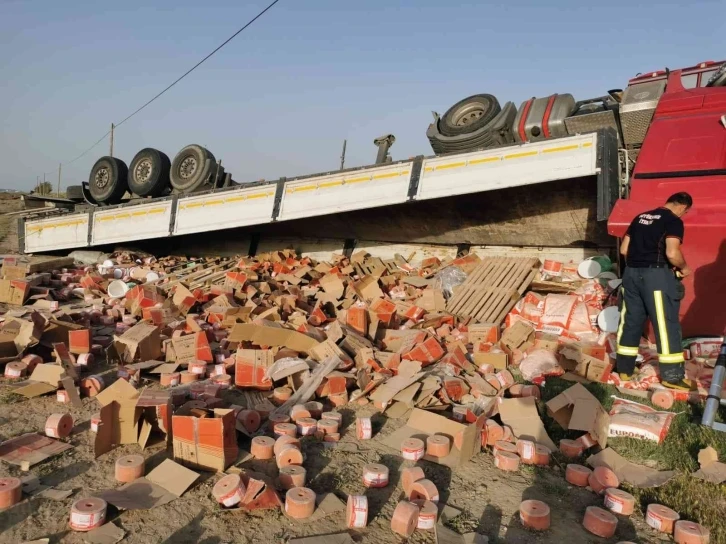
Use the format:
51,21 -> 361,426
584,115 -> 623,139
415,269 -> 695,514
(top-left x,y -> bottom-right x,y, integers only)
113,322 -> 161,363
96,459 -> 199,510
546,383 -> 609,448
95,379 -> 141,449
172,409 -> 238,471
227,323 -> 319,354
588,448 -> 675,488
13,364 -> 65,397
382,408 -> 482,467
311,339 -> 354,370
693,447 -> 726,484
0,433 -> 73,467
498,397 -> 557,451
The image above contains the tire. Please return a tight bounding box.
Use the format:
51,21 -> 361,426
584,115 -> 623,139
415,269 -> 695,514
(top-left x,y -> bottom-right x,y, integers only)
127,148 -> 171,197
427,101 -> 517,155
169,144 -> 215,193
439,94 -> 501,137
88,156 -> 128,204
65,185 -> 84,202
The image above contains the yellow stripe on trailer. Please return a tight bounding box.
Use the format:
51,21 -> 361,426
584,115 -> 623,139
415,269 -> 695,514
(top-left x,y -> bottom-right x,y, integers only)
542,144 -> 580,154
26,219 -> 87,233
469,157 -> 500,165
286,169 -> 408,194
504,151 -> 538,160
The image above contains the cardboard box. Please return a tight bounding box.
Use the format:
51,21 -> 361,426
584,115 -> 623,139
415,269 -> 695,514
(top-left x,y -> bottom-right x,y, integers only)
68,329 -> 91,355
0,329 -> 22,364
370,298 -> 396,327
499,397 -> 556,450
546,383 -> 609,448
38,318 -> 86,348
172,285 -> 196,315
417,289 -> 446,312
0,279 -> 29,305
560,342 -> 612,383
234,349 -> 273,389
472,351 -> 508,370
172,409 -> 238,472
94,379 -> 141,456
311,339 -> 354,369
352,276 -> 383,302
113,322 -> 161,363
531,332 -> 560,353
468,323 -> 499,344
171,332 -> 213,365
500,321 -> 535,353
1,264 -> 29,280
382,408 -> 482,467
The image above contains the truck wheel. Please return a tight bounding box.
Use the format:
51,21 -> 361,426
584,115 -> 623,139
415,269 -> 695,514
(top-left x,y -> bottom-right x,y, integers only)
88,156 -> 128,204
170,144 -> 215,193
439,94 -> 501,137
128,148 -> 171,197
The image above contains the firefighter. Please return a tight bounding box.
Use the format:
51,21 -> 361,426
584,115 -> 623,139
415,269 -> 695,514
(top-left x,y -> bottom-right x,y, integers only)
616,192 -> 693,391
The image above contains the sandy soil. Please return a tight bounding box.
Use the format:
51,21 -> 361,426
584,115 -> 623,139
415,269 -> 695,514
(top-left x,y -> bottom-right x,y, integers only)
0,360 -> 661,544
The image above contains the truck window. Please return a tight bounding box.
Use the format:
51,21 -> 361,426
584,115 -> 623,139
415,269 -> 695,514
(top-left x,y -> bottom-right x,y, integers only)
681,73 -> 698,89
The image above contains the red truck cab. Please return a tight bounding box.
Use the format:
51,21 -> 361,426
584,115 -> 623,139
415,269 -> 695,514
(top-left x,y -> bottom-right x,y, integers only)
608,61 -> 726,337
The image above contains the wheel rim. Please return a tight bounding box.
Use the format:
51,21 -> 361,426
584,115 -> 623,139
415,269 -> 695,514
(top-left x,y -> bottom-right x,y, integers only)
94,167 -> 110,189
134,159 -> 153,184
452,102 -> 488,127
179,156 -> 198,179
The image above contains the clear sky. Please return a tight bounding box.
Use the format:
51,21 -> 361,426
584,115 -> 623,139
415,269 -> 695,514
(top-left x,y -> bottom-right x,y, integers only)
0,0 -> 722,191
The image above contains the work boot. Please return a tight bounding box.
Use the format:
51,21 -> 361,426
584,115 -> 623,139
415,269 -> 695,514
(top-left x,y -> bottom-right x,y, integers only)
619,373 -> 633,381
662,378 -> 693,391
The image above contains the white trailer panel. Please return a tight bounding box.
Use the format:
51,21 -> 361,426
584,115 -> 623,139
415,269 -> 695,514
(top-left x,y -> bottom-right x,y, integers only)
24,214 -> 89,252
277,162 -> 413,221
92,201 -> 173,245
174,185 -> 276,236
416,133 -> 598,201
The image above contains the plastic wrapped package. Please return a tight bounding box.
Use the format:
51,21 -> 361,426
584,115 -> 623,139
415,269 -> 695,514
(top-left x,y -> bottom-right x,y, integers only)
433,266 -> 467,299
519,349 -> 564,381
574,280 -> 607,310
264,357 -> 310,382
506,292 -> 544,328
539,295 -> 577,336
566,302 -> 597,340
608,397 -> 675,443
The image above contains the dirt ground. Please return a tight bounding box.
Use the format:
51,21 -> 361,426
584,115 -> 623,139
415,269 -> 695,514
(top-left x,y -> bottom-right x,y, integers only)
0,355 -> 676,544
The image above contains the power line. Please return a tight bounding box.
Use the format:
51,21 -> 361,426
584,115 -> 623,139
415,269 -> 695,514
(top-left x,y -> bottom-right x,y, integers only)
42,0 -> 282,177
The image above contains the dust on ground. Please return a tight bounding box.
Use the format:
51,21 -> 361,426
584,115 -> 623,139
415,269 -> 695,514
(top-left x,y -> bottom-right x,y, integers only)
0,360 -> 669,544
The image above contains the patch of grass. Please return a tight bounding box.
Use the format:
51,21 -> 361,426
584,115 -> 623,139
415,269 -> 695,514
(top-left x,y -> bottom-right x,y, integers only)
0,390 -> 23,404
444,508 -> 479,534
533,376 -> 726,541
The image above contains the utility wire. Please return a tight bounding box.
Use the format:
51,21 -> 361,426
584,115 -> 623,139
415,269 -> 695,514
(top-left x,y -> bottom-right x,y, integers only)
41,0 -> 282,176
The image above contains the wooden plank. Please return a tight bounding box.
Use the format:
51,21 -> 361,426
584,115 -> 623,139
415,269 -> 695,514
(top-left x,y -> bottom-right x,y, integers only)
445,257 -> 540,325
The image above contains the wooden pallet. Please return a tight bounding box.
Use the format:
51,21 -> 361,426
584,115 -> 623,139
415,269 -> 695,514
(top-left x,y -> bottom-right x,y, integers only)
446,257 -> 540,324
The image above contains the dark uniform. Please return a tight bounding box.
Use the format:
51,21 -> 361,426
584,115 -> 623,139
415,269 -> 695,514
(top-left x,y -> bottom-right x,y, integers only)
616,207 -> 685,381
